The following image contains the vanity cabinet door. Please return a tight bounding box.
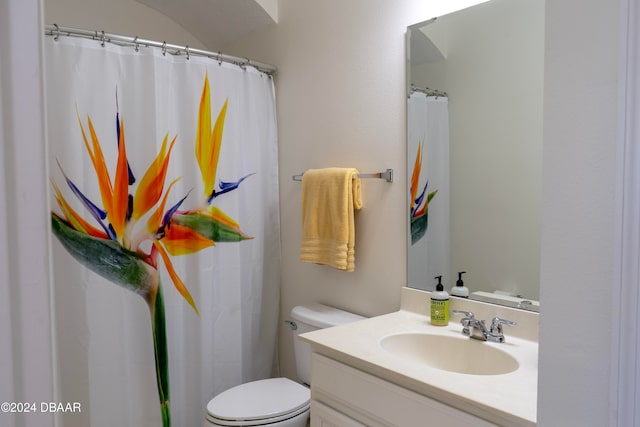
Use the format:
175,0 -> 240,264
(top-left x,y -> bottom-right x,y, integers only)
311,401 -> 367,427
311,353 -> 497,427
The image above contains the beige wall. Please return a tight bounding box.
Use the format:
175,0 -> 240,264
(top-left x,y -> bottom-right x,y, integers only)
226,0 -> 460,380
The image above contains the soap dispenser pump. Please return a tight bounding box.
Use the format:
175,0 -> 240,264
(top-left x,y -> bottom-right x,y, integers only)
430,275 -> 450,326
451,271 -> 470,298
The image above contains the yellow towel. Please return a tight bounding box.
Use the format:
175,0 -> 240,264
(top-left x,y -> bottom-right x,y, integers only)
300,168 -> 362,272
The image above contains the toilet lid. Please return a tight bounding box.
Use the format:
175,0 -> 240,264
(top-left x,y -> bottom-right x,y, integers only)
206,378 -> 310,425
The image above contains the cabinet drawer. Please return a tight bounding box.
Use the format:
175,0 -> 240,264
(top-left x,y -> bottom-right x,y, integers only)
311,353 -> 496,427
311,400 -> 367,427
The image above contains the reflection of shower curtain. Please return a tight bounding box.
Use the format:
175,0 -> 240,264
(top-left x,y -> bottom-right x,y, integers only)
407,92 -> 450,290
45,37 -> 280,427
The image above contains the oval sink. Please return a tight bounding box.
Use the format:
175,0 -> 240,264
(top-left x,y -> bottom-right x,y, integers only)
380,332 -> 519,375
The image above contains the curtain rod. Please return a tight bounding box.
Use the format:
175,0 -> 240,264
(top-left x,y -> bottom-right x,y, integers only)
409,84 -> 447,98
44,24 -> 277,76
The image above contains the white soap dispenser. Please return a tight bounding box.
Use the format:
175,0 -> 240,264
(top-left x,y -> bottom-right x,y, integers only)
430,276 -> 450,326
451,271 -> 470,298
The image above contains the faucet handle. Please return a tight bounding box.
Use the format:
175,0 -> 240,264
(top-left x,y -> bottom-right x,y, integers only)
452,311 -> 475,336
490,317 -> 516,335
452,310 -> 474,319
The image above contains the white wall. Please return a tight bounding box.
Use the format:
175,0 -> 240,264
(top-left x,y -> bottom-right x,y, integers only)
538,0 -> 620,425
0,1 -> 56,426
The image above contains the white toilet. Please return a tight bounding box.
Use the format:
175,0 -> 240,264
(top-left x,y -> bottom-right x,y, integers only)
203,303 -> 364,427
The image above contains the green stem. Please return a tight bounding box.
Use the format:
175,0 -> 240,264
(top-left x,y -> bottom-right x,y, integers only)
151,284 -> 171,427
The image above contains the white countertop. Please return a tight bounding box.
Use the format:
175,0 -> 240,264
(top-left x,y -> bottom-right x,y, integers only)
300,308 -> 538,426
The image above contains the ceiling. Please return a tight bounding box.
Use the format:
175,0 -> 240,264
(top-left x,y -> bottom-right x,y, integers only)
136,0 -> 277,50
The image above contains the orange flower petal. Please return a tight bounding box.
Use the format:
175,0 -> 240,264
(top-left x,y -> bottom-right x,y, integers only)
410,141 -> 423,209
153,240 -> 199,315
76,109 -> 114,220
146,178 -> 181,234
133,134 -> 177,220
414,201 -> 427,218
195,75 -> 211,174
195,74 -> 228,198
110,118 -> 130,239
162,224 -> 214,256
208,99 -> 228,193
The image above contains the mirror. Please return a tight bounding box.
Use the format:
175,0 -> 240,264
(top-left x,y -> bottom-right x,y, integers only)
407,0 -> 544,311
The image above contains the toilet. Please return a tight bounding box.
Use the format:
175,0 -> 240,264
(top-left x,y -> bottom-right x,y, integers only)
203,303 -> 364,427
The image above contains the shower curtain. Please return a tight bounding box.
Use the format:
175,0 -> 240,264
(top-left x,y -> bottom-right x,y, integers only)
45,36 -> 280,427
407,92 -> 450,290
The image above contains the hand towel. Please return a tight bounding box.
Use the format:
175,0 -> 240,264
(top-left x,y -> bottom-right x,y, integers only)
300,167 -> 362,272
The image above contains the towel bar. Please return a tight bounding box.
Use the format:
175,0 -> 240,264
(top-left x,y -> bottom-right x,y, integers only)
292,168 -> 393,183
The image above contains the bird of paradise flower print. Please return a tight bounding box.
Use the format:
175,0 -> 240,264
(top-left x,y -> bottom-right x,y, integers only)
410,140 -> 438,245
50,74 -> 251,427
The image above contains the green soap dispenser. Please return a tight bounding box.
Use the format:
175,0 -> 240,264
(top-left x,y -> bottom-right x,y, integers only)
430,275 -> 450,326
451,271 -> 470,298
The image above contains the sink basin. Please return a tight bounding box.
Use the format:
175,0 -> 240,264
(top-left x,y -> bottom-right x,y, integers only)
380,332 -> 519,375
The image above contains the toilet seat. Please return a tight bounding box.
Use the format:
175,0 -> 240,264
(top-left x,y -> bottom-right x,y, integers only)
205,378 -> 310,426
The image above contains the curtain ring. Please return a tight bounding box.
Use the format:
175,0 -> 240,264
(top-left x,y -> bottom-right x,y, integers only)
217,51 -> 223,66
185,45 -> 190,60
53,23 -> 60,41
100,30 -> 106,47
133,36 -> 139,52
161,41 -> 167,56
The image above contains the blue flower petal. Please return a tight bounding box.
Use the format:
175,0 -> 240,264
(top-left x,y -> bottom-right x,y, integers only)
162,190 -> 192,228
57,160 -> 107,220
207,173 -> 255,204
57,160 -> 117,240
413,180 -> 428,207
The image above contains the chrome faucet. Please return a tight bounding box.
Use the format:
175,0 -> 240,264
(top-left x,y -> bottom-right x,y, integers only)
452,310 -> 516,343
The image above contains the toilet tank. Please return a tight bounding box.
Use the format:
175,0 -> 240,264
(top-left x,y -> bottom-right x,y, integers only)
289,303 -> 365,384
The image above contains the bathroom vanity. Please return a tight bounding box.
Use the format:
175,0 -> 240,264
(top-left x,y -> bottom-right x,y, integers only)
300,287 -> 538,426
